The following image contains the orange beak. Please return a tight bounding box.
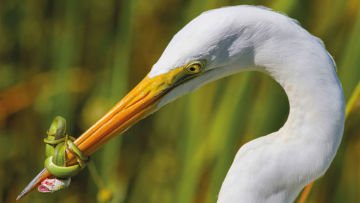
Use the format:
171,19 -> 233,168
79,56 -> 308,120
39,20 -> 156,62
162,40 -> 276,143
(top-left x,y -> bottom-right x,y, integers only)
17,67 -> 189,200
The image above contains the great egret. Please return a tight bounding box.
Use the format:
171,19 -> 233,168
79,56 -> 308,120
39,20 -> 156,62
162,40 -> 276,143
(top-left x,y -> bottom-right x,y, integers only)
18,5 -> 345,202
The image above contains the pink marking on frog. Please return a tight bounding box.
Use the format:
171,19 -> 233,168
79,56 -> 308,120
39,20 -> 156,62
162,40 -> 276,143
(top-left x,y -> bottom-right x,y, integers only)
37,178 -> 71,193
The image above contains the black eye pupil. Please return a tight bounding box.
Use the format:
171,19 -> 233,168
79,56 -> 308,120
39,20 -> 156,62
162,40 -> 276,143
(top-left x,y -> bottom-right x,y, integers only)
189,66 -> 196,71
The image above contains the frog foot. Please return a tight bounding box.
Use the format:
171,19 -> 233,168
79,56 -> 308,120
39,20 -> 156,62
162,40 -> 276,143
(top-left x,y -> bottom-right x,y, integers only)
44,138 -> 89,178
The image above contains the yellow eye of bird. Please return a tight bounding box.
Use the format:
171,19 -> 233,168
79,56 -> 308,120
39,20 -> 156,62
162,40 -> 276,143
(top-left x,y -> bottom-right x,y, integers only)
185,61 -> 203,74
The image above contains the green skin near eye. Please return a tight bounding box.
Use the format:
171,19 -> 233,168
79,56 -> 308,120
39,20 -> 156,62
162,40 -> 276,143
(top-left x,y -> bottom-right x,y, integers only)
44,116 -> 88,178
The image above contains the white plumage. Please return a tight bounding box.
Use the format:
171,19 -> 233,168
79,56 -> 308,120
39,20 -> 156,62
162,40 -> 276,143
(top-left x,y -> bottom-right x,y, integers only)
150,6 -> 345,203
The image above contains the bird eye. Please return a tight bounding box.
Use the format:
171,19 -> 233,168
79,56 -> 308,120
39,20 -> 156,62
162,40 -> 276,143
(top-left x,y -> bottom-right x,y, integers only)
185,61 -> 203,74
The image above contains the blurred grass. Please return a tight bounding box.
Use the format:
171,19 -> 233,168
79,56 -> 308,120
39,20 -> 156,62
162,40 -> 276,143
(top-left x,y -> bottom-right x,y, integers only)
0,0 -> 360,203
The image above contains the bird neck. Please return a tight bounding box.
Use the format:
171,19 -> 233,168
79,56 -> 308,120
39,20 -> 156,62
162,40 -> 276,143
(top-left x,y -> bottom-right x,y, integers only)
260,44 -> 345,152
218,42 -> 345,203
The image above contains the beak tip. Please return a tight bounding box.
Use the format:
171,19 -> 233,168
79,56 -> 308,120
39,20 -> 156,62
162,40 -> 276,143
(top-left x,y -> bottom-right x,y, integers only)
16,191 -> 26,201
16,168 -> 50,201
16,186 -> 29,201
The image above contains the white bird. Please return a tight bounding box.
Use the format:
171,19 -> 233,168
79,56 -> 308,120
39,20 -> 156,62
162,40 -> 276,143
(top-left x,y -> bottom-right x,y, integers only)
19,5 -> 345,203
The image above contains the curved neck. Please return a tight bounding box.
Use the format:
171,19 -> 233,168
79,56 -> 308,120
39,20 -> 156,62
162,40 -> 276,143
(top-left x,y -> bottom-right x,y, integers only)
218,35 -> 345,203
257,39 -> 345,152
278,71 -> 344,135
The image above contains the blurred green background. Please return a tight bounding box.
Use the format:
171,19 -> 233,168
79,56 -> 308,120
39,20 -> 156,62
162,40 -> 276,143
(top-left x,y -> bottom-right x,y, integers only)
1,0 -> 360,202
